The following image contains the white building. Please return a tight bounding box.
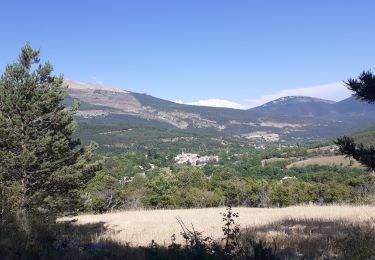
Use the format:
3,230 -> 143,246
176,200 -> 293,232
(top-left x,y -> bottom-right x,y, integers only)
174,153 -> 219,166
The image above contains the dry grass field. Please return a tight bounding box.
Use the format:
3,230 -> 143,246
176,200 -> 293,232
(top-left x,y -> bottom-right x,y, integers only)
286,155 -> 363,169
261,157 -> 289,167
60,205 -> 375,247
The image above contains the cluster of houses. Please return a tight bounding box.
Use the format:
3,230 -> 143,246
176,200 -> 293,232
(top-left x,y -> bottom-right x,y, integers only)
120,175 -> 134,184
241,131 -> 280,142
174,152 -> 219,166
119,154 -> 219,185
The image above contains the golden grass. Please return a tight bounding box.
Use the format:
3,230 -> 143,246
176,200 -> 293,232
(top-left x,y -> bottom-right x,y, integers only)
261,157 -> 288,167
286,155 -> 363,169
60,205 -> 375,246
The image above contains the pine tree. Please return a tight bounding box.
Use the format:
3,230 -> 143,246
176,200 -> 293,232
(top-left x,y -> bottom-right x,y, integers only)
336,70 -> 375,169
0,43 -> 100,229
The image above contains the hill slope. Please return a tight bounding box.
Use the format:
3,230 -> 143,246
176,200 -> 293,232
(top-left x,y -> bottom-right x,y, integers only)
250,96 -> 336,117
65,80 -> 375,151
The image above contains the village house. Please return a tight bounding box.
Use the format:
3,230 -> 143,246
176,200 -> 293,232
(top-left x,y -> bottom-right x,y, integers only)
174,152 -> 219,166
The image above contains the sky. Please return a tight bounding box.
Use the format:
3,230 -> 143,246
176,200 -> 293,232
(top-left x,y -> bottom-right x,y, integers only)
1,0 -> 374,109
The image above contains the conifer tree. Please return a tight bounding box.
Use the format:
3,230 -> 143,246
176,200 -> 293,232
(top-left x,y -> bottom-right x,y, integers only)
0,43 -> 100,228
336,71 -> 375,169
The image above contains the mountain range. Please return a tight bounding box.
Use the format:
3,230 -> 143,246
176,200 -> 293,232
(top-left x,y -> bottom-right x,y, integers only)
64,80 -> 375,151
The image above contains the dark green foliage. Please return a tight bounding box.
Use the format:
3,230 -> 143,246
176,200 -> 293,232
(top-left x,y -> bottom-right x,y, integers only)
75,121 -> 242,154
336,136 -> 375,169
345,70 -> 375,104
84,147 -> 374,212
337,70 -> 375,169
84,171 -> 124,213
0,43 -> 100,230
143,172 -> 177,208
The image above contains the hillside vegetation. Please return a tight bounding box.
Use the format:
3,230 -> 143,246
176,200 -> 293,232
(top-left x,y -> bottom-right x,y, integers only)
351,125 -> 375,147
78,143 -> 375,214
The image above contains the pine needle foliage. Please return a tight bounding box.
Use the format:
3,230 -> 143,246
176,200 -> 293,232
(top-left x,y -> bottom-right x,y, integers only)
336,70 -> 375,170
0,43 -> 100,229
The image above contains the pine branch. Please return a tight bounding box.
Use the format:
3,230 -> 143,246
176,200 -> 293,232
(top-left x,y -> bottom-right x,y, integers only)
336,136 -> 375,169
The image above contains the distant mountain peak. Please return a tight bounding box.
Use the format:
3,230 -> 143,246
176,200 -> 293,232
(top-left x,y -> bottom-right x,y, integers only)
64,79 -> 129,93
263,96 -> 335,107
250,96 -> 337,116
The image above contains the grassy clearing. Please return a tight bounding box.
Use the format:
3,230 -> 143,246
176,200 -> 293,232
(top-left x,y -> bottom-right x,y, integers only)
286,155 -> 363,169
261,157 -> 289,167
60,205 -> 375,247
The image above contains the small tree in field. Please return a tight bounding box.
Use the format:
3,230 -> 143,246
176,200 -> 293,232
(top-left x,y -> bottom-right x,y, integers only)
336,70 -> 375,169
0,43 -> 100,231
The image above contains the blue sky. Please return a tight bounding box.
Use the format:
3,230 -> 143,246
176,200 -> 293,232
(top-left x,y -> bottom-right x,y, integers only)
1,0 -> 374,108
